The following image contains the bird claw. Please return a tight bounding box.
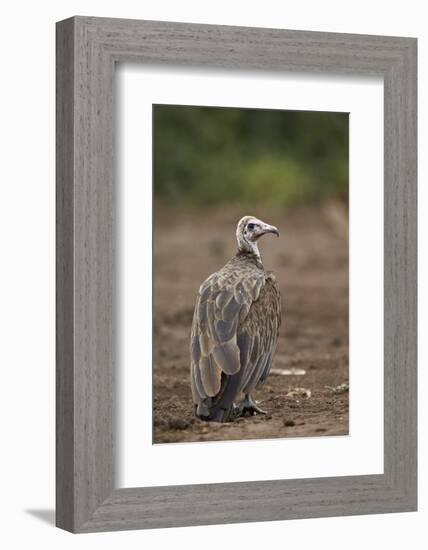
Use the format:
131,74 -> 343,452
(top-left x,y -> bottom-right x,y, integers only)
242,403 -> 267,416
233,394 -> 267,418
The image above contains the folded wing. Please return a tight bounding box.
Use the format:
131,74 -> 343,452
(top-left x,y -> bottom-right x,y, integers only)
190,266 -> 281,416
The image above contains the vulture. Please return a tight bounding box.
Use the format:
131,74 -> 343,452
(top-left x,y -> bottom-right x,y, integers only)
190,216 -> 281,422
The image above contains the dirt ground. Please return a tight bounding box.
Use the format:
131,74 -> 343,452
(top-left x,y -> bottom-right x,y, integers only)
153,203 -> 349,443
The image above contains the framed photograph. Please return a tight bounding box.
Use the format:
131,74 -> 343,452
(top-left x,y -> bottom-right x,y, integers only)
151,104 -> 350,445
56,16 -> 417,532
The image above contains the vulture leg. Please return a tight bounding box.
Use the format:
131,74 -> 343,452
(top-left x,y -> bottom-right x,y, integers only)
237,394 -> 267,417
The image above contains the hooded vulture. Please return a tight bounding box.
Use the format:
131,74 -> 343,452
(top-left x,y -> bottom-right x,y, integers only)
190,216 -> 281,422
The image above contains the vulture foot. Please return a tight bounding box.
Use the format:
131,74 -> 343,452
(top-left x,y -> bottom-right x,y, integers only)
236,394 -> 267,417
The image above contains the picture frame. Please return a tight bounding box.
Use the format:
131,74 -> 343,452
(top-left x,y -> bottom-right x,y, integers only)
56,16 -> 417,533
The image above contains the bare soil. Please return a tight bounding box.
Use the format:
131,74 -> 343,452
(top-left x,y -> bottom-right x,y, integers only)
153,203 -> 349,443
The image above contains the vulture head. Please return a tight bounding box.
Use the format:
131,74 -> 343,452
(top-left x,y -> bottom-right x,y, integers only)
236,216 -> 279,258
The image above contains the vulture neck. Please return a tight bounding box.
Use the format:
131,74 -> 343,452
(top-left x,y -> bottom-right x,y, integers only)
236,242 -> 264,267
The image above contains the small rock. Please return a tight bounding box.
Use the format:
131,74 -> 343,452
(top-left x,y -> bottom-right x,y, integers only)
283,419 -> 296,427
271,368 -> 306,376
325,383 -> 349,395
286,387 -> 311,399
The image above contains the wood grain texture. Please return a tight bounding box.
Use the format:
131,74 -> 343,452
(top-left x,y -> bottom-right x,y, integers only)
56,16 -> 417,532
56,17 -> 75,532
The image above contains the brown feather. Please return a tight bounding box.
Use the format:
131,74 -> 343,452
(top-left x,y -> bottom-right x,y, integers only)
211,340 -> 241,375
199,355 -> 222,396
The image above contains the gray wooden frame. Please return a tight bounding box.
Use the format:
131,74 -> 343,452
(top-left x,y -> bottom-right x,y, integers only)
56,16 -> 417,533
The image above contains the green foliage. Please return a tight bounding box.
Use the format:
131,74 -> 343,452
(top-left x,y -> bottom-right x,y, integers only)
153,105 -> 348,206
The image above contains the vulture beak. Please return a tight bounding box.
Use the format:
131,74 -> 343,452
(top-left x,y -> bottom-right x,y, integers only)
258,222 -> 280,238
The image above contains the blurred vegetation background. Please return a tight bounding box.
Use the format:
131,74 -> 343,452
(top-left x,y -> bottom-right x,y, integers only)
153,105 -> 348,207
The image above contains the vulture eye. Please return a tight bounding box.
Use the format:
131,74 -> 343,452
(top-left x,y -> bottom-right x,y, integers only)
247,223 -> 255,230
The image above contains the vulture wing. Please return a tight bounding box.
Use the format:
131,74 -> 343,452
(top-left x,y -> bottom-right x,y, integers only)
190,262 -> 281,420
239,274 -> 281,393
